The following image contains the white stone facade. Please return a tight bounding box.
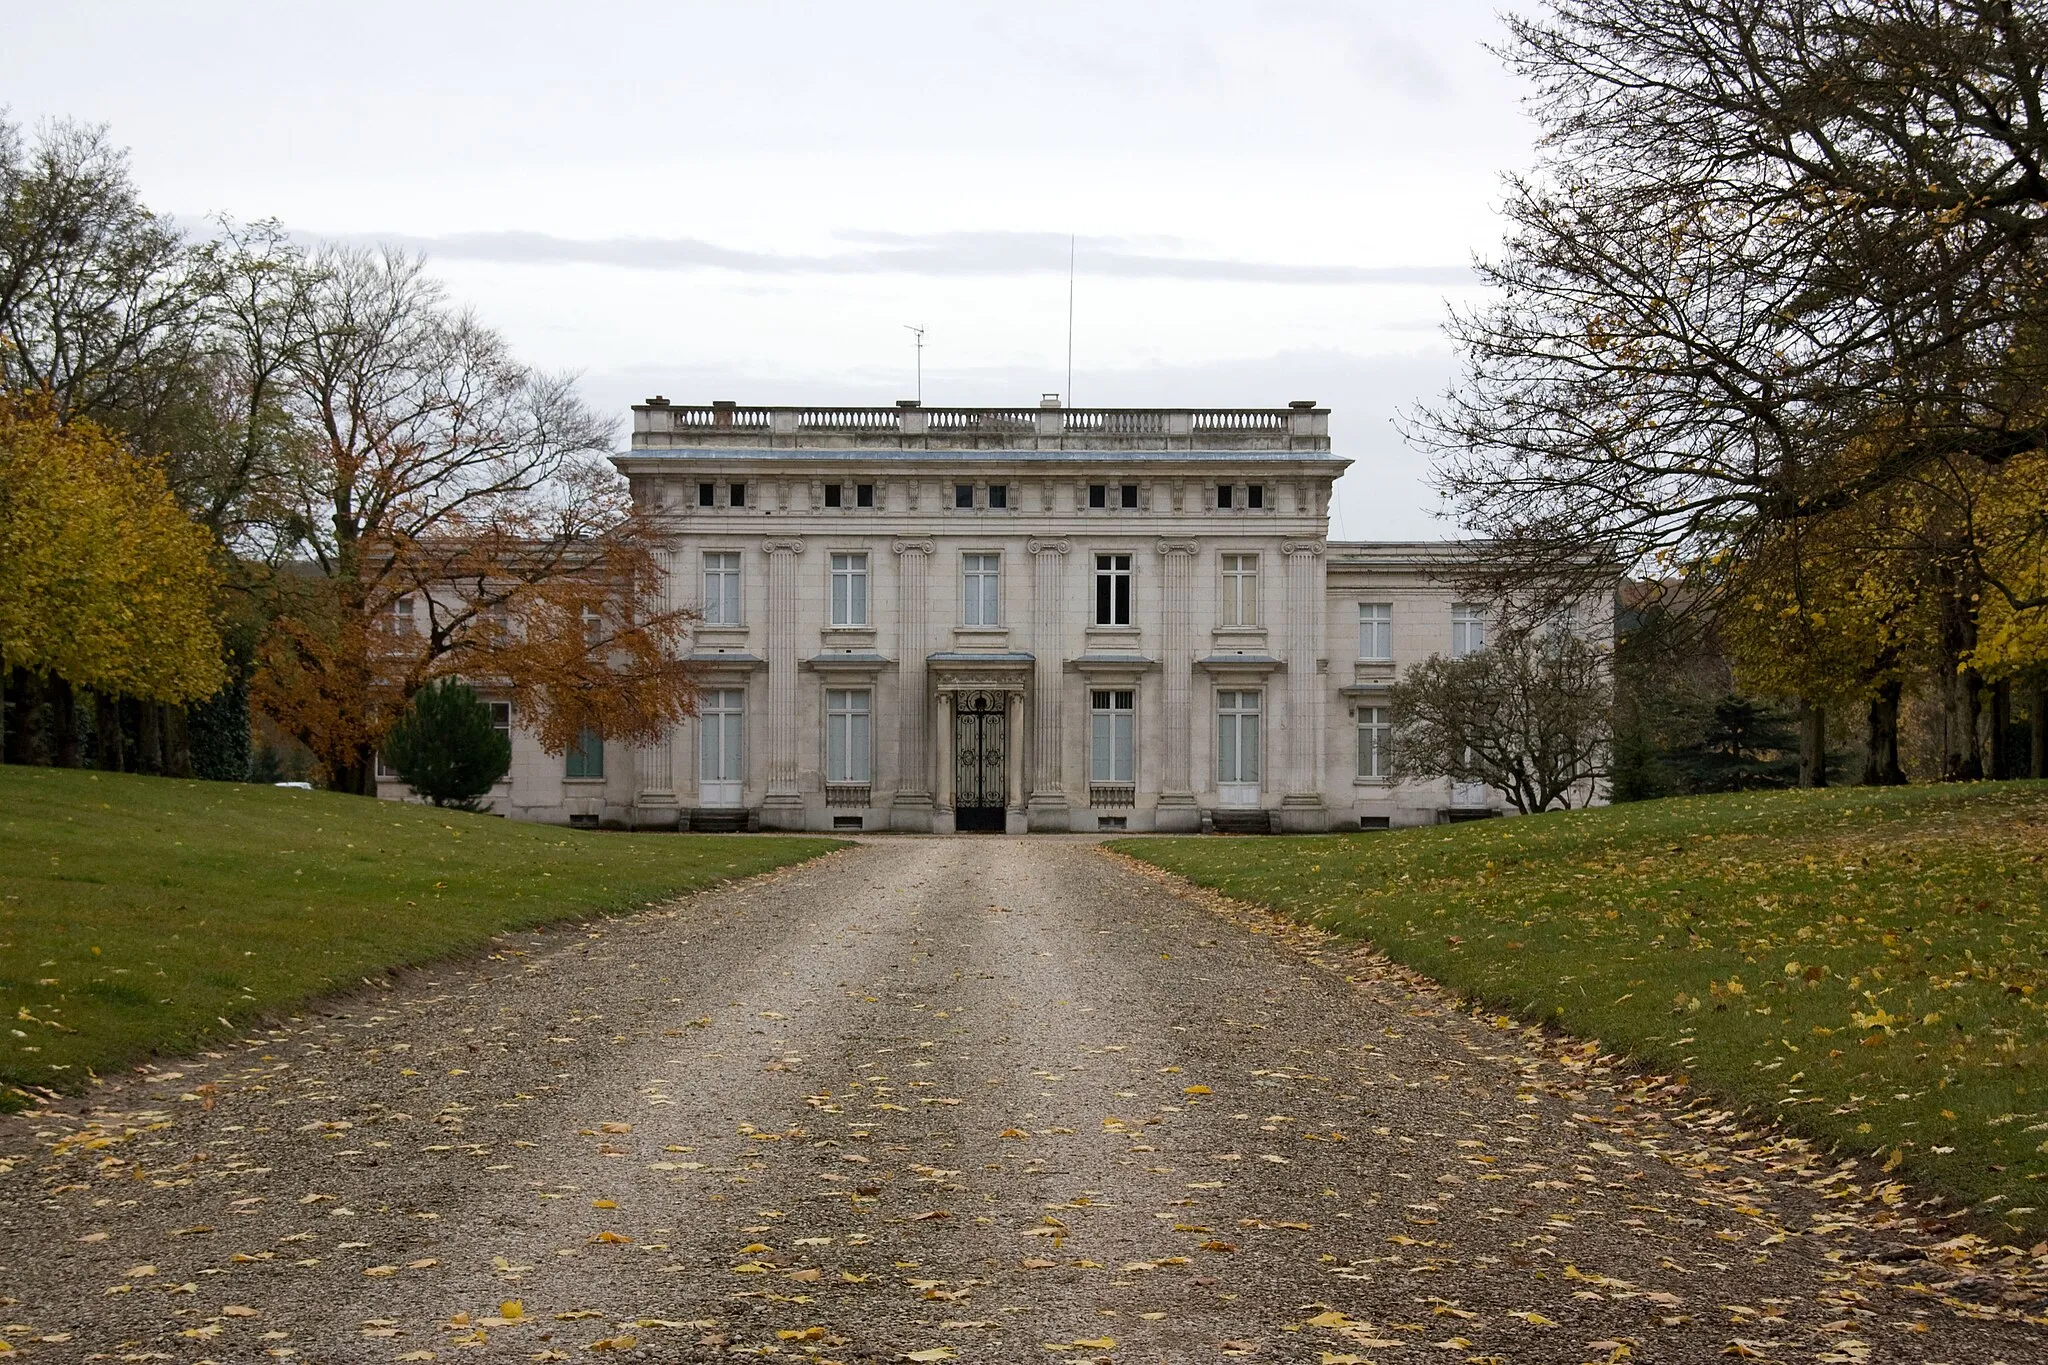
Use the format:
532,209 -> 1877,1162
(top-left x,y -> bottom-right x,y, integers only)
382,399 -> 1531,832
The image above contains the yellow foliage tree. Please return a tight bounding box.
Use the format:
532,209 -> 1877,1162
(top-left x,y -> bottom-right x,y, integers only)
0,393 -> 225,713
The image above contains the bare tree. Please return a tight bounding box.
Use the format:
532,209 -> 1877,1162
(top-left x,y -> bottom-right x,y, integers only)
251,246 -> 695,793
1411,0 -> 2048,614
1388,630 -> 1613,814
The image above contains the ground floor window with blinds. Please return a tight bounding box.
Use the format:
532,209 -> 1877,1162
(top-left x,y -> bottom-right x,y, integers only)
1090,689 -> 1135,783
825,688 -> 872,784
1356,704 -> 1391,779
1216,689 -> 1261,784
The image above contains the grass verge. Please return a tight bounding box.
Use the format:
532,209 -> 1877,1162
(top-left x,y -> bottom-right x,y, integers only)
1113,782 -> 2048,1237
0,766 -> 841,1106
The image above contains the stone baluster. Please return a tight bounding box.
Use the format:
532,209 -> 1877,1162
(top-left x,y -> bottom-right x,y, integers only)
891,539 -> 934,819
1280,538 -> 1327,829
1026,538 -> 1071,826
1155,538 -> 1199,830
761,537 -> 805,827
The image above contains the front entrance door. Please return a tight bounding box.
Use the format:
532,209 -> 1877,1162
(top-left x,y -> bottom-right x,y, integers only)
953,691 -> 1008,832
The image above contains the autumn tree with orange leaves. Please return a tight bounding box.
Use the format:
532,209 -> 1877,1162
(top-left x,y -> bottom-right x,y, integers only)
248,247 -> 696,793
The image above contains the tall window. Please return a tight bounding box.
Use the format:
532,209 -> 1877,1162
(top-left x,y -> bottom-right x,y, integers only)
1358,602 -> 1392,660
963,553 -> 1001,626
825,688 -> 872,784
565,727 -> 604,779
1217,690 -> 1261,784
699,689 -> 744,789
703,552 -> 741,625
1090,690 -> 1135,784
387,595 -> 416,634
1357,705 -> 1391,779
487,701 -> 512,744
1094,553 -> 1132,625
830,552 -> 870,626
1221,554 -> 1259,626
1451,603 -> 1487,657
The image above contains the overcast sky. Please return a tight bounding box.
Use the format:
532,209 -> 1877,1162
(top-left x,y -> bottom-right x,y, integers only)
2,1 -> 1539,540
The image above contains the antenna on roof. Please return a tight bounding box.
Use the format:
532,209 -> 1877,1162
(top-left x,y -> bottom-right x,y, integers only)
1065,234 -> 1076,407
903,324 -> 925,405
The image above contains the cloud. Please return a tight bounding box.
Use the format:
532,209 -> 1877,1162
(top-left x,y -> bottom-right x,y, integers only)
306,226 -> 1474,287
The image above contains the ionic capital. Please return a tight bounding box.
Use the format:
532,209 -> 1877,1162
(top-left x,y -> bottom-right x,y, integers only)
1281,538 -> 1327,558
892,537 -> 936,557
761,537 -> 806,557
1155,538 -> 1199,558
1026,537 -> 1072,556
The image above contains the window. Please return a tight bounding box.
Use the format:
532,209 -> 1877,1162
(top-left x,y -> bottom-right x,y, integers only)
1221,553 -> 1259,626
987,484 -> 1008,509
830,552 -> 869,626
855,483 -> 874,508
1119,483 -> 1139,509
1247,484 -> 1264,509
1090,690 -> 1135,783
387,595 -> 415,634
1217,690 -> 1261,784
699,689 -> 744,788
955,483 -> 975,509
1094,553 -> 1132,625
1357,705 -> 1391,780
1451,603 -> 1487,657
580,604 -> 604,645
703,552 -> 741,625
565,727 -> 604,779
487,701 -> 512,743
963,553 -> 1001,626
1088,483 -> 1108,509
698,481 -> 716,507
825,688 -> 872,783
1358,602 -> 1392,660
1216,483 -> 1234,509
728,481 -> 746,507
824,483 -> 843,508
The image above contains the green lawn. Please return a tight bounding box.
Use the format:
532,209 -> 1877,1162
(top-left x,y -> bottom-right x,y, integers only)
0,766 -> 841,1105
1114,783 -> 2048,1237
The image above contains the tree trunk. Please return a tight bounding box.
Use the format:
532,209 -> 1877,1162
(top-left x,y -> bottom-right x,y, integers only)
1985,679 -> 2012,780
1861,682 -> 1905,786
95,693 -> 125,771
133,698 -> 163,775
163,704 -> 193,778
5,668 -> 43,765
2033,681 -> 2048,780
332,752 -> 378,795
1796,698 -> 1828,789
49,677 -> 81,768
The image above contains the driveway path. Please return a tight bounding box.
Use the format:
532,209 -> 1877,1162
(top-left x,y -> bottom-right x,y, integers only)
3,839 -> 2041,1364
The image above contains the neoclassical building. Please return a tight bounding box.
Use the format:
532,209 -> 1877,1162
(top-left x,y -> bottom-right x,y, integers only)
392,398 -> 1519,832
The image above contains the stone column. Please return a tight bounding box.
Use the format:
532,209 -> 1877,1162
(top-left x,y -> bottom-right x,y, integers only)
1154,538 -> 1200,831
891,538 -> 934,827
633,544 -> 680,828
1005,690 -> 1027,833
1279,538 -> 1327,831
1026,537 -> 1071,829
761,537 -> 806,828
932,691 -> 956,834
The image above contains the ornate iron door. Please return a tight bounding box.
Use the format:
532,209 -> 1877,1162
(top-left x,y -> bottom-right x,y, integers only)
953,691 -> 1008,831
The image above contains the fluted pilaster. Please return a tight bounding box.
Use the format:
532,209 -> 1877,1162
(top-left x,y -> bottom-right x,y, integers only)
1281,538 -> 1326,812
1027,538 -> 1071,814
892,538 -> 934,807
762,537 -> 805,819
1155,539 -> 1199,819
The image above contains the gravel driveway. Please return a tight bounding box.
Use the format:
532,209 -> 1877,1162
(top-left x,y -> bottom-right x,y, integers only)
3,838 -> 2041,1364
